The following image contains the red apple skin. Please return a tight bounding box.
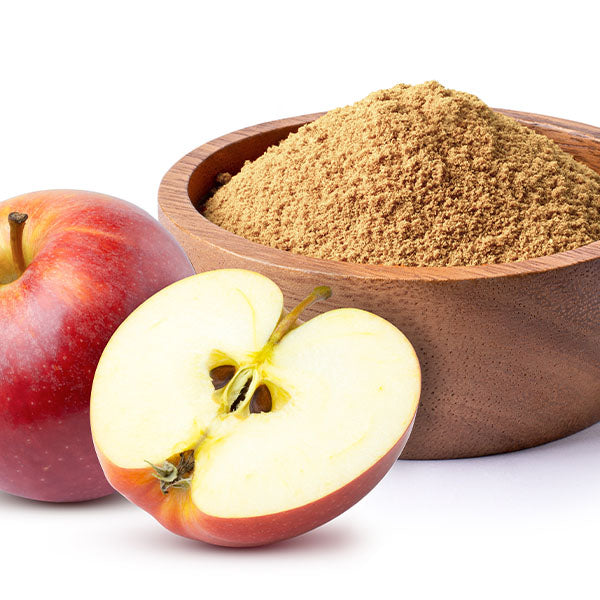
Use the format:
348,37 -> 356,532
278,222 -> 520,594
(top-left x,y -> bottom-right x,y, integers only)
97,416 -> 415,547
0,190 -> 195,502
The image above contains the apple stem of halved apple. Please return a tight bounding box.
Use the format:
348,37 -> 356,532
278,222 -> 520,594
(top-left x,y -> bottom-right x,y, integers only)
8,212 -> 28,276
258,285 -> 332,357
145,286 -> 332,495
220,285 -> 332,414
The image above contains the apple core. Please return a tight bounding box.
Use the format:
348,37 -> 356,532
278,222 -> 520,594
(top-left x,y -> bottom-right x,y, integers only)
145,285 -> 332,495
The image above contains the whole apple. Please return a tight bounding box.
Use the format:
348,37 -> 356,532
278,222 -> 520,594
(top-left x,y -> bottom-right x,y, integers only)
0,190 -> 195,502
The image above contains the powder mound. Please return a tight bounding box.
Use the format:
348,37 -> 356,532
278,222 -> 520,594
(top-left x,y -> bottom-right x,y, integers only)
203,81 -> 600,267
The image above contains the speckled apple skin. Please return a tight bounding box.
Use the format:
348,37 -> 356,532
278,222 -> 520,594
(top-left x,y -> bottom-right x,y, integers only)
98,416 -> 415,547
0,190 -> 195,502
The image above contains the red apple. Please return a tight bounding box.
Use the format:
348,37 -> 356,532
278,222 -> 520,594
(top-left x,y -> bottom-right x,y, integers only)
0,190 -> 195,502
91,270 -> 420,546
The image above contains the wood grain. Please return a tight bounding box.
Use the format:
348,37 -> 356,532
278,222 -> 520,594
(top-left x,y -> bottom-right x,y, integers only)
158,110 -> 600,459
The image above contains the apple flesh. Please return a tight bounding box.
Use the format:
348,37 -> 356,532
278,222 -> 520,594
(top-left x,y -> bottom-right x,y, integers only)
91,269 -> 420,546
0,190 -> 195,502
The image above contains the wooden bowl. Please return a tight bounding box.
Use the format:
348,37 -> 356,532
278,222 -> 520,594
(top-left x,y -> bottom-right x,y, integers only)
158,110 -> 600,460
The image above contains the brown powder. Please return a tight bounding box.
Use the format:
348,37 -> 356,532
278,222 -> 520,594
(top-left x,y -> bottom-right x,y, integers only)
203,81 -> 600,267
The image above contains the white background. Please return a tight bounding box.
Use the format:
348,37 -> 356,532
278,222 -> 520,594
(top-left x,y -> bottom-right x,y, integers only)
1,1 -> 599,598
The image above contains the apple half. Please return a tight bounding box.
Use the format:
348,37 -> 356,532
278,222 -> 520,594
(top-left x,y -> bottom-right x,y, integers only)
91,269 -> 420,547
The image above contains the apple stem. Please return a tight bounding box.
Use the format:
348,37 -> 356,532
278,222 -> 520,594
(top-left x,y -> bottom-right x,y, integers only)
8,212 -> 28,276
265,285 -> 332,350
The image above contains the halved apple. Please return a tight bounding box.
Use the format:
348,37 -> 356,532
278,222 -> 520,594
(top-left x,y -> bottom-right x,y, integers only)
91,269 -> 420,547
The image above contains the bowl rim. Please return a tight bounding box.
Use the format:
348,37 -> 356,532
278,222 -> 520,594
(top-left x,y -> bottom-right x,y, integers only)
158,110 -> 600,282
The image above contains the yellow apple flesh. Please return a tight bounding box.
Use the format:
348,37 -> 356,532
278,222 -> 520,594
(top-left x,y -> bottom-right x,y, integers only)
91,269 -> 420,546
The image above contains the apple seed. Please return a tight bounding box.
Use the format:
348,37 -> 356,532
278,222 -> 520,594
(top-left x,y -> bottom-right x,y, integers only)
249,384 -> 272,414
209,364 -> 236,390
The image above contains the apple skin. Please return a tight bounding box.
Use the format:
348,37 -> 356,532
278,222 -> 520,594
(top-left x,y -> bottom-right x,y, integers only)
0,190 -> 195,502
97,417 -> 415,547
